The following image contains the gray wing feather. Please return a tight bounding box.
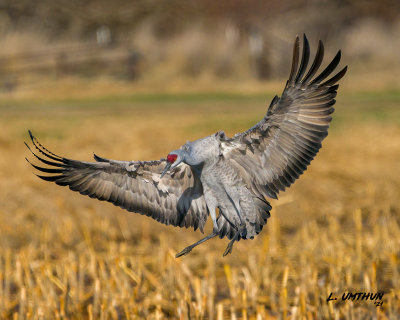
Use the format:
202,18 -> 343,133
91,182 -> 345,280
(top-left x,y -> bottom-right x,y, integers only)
221,34 -> 347,200
26,132 -> 208,232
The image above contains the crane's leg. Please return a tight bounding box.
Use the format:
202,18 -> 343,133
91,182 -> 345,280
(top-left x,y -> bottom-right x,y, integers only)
176,232 -> 218,258
210,211 -> 219,233
223,225 -> 246,257
206,200 -> 219,233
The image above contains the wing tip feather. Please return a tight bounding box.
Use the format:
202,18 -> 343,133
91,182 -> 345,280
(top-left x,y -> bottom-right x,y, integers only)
288,35 -> 301,82
94,153 -> 109,162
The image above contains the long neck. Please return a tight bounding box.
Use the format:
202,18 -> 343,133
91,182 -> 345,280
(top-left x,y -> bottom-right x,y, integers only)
189,162 -> 204,176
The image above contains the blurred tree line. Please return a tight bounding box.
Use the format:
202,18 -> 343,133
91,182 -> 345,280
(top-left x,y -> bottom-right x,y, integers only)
1,0 -> 399,39
0,0 -> 398,86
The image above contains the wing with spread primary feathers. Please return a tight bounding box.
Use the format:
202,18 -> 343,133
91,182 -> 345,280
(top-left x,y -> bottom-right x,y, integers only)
25,131 -> 208,232
221,34 -> 347,200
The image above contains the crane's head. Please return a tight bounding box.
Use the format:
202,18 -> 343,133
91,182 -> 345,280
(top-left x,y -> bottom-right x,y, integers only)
160,149 -> 184,178
160,137 -> 218,178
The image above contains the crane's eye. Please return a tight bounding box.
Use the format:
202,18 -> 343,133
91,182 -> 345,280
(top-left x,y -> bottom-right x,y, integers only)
167,154 -> 177,163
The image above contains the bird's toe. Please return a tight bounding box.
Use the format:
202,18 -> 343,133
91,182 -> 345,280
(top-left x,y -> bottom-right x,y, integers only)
223,243 -> 233,257
176,247 -> 192,258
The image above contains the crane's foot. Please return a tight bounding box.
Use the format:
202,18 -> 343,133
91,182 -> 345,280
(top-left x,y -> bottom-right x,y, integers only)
176,246 -> 193,258
175,232 -> 218,258
222,226 -> 245,257
223,240 -> 235,256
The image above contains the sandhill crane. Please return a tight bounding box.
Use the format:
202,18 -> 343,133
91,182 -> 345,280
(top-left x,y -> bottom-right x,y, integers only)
26,35 -> 347,257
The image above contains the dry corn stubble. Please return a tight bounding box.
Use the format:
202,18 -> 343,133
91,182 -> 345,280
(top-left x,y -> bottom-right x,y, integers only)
0,89 -> 399,319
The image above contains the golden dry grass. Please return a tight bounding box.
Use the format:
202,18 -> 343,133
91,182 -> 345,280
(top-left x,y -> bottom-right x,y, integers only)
0,88 -> 400,319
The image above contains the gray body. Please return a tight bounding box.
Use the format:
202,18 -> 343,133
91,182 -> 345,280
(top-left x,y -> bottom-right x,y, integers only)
26,35 -> 347,255
178,134 -> 270,240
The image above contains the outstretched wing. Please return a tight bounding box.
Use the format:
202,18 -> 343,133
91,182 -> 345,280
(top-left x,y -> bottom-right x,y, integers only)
26,131 -> 208,232
221,34 -> 347,200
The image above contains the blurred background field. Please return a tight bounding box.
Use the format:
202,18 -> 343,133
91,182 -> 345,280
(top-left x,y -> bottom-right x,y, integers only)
1,0 -> 400,319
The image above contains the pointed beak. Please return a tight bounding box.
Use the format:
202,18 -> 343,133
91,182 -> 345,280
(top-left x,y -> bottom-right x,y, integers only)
160,162 -> 172,179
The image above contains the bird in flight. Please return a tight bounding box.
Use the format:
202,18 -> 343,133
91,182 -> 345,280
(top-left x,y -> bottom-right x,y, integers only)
26,35 -> 347,257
